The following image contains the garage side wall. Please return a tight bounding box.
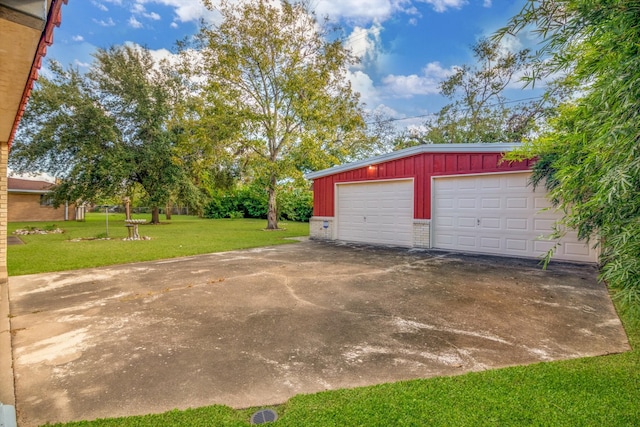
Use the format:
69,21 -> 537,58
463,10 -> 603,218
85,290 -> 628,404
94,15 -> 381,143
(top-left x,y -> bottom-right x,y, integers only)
312,152 -> 532,219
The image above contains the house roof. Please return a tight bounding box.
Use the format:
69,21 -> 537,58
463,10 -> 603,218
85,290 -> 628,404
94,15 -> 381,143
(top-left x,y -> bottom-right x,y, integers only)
304,142 -> 523,180
8,177 -> 54,193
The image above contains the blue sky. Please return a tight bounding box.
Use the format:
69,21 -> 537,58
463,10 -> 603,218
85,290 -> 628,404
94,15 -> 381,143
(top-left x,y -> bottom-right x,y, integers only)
46,0 -> 538,131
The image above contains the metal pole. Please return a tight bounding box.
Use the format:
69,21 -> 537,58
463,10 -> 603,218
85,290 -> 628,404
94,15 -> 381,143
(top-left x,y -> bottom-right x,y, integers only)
105,206 -> 109,238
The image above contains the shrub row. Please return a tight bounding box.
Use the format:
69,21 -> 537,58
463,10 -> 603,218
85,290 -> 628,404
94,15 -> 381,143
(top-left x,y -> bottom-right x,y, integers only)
204,185 -> 313,222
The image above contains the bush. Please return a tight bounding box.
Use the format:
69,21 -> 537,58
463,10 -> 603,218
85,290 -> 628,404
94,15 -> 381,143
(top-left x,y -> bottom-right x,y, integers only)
278,186 -> 313,222
237,185 -> 268,219
203,190 -> 241,219
203,184 -> 313,222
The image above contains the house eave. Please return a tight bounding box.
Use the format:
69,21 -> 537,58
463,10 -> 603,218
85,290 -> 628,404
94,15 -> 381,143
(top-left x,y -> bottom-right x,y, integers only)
0,0 -> 67,147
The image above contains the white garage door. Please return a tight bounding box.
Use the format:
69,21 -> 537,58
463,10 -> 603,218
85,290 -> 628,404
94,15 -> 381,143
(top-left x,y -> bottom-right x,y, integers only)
433,172 -> 597,262
337,180 -> 413,247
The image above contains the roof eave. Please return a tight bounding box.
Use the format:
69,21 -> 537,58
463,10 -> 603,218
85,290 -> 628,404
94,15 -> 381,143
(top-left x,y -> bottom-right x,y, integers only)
304,142 -> 523,180
4,0 -> 67,149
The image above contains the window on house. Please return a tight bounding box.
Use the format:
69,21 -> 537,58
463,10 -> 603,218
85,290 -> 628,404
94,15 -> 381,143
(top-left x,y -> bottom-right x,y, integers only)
40,194 -> 54,206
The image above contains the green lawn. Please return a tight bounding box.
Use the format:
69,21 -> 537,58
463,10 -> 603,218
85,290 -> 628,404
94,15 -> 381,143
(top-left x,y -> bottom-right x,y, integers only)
8,213 -> 309,276
10,215 -> 638,426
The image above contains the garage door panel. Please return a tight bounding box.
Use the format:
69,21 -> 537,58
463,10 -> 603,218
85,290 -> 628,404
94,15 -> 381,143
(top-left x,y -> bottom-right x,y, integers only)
534,197 -> 553,209
506,197 -> 528,209
534,218 -> 556,232
433,172 -> 597,262
436,234 -> 454,245
482,198 -> 501,209
458,198 -> 477,209
563,242 -> 591,256
457,236 -> 476,247
480,237 -> 501,249
481,177 -> 501,190
506,218 -> 528,230
480,218 -> 502,230
337,180 -> 413,247
506,174 -> 529,189
506,239 -> 528,251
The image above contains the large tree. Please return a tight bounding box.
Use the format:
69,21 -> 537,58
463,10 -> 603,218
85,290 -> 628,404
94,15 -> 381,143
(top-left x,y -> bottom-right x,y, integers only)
11,44 -> 199,224
402,38 -> 541,147
198,0 -> 367,229
496,0 -> 640,317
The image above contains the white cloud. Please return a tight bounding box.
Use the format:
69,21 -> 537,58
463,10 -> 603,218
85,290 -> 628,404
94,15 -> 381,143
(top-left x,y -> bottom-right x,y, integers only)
72,35 -> 84,42
348,70 -> 381,107
131,3 -> 162,20
92,1 -> 109,12
315,0 -> 409,22
136,0 -> 218,23
483,0 -> 492,6
128,16 -> 143,29
122,42 -> 185,68
148,47 -> 177,65
74,59 -> 91,68
417,0 -> 467,13
170,22 -> 178,29
345,23 -> 383,69
93,17 -> 115,27
381,62 -> 456,98
131,3 -> 145,14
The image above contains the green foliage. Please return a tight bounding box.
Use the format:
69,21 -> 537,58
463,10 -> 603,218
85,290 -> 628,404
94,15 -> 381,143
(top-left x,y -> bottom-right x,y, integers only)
11,45 -> 203,223
498,0 -> 640,318
237,185 -> 269,219
203,190 -> 241,219
197,0 -> 369,229
204,184 -> 312,222
400,38 -> 541,148
277,185 -> 313,222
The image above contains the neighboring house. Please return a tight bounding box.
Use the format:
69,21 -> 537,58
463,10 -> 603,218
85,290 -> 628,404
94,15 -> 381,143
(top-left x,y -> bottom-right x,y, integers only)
305,143 -> 597,263
7,177 -> 75,222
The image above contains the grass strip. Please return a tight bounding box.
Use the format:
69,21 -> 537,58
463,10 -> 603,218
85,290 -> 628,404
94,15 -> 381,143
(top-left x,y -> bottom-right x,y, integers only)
8,214 -> 308,276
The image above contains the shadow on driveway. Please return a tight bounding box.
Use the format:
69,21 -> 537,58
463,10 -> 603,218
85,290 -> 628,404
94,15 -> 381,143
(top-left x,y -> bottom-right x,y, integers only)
8,240 -> 630,426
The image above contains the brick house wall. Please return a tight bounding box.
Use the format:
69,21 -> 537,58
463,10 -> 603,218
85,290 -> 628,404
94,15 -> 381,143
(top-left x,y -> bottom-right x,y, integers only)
7,178 -> 76,222
8,192 -> 75,222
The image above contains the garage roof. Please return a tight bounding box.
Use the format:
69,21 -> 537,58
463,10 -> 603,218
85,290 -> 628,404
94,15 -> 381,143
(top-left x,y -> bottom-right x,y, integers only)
305,142 -> 522,180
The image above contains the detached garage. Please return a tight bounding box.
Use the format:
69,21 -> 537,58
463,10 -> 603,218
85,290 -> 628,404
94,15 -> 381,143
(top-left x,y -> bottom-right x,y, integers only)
306,143 -> 597,263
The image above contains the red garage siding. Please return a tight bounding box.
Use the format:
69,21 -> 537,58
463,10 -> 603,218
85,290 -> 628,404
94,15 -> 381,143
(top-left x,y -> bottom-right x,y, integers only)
312,152 -> 532,219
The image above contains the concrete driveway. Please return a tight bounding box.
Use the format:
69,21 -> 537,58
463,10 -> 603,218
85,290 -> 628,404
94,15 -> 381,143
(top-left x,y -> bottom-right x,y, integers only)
7,240 -> 630,426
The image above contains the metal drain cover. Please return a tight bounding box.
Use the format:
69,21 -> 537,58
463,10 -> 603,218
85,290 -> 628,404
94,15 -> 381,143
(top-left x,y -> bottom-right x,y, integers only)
250,408 -> 278,424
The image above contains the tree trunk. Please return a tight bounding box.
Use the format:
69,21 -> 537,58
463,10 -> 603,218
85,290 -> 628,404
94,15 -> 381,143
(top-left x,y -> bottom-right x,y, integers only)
266,177 -> 278,230
151,207 -> 160,224
165,202 -> 172,220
